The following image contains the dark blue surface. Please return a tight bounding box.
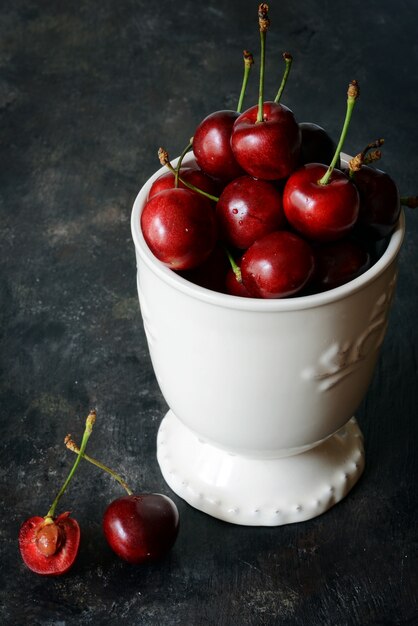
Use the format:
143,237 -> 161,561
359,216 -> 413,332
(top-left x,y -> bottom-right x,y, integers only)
1,1 -> 417,624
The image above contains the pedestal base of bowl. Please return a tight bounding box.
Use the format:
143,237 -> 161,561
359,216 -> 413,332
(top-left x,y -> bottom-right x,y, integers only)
157,411 -> 365,526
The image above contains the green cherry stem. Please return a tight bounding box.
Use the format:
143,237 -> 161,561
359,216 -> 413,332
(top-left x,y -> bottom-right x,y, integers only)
65,435 -> 133,496
257,3 -> 270,123
44,409 -> 96,521
158,148 -> 219,202
274,52 -> 293,104
237,50 -> 254,113
225,247 -> 242,283
174,139 -> 194,187
318,80 -> 360,186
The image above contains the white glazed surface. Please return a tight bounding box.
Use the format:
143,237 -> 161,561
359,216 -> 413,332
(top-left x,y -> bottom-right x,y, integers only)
131,153 -> 404,525
157,411 -> 365,526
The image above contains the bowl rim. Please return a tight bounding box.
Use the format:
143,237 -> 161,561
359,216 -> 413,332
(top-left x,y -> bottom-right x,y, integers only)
131,152 -> 405,312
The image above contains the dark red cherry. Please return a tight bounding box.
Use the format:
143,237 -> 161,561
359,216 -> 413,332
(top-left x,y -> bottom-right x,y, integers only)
103,494 -> 179,564
216,175 -> 284,249
148,166 -> 219,200
299,122 -> 339,168
178,244 -> 230,293
310,238 -> 371,292
141,188 -> 217,270
351,164 -> 401,240
225,266 -> 252,297
283,163 -> 360,242
18,512 -> 80,576
241,230 -> 315,299
231,101 -> 301,180
193,110 -> 245,182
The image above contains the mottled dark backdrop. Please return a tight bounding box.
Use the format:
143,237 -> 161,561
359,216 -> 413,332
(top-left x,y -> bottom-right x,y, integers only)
1,1 -> 417,624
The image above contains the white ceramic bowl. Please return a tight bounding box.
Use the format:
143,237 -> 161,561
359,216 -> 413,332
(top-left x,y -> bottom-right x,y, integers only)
131,153 -> 404,526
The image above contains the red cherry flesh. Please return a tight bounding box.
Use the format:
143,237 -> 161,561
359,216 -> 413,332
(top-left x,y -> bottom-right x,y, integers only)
141,188 -> 217,270
241,230 -> 315,299
148,166 -> 219,200
283,163 -> 360,242
18,512 -> 80,575
216,175 -> 284,249
103,494 -> 179,564
231,101 -> 301,180
193,110 -> 245,182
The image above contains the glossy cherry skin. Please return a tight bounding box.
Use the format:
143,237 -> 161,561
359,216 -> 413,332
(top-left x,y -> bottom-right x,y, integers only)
231,101 -> 301,180
351,165 -> 401,240
310,238 -> 371,293
193,110 -> 244,182
225,266 -> 252,297
141,188 -> 217,270
299,122 -> 339,168
241,230 -> 315,299
283,163 -> 360,242
148,167 -> 219,200
18,512 -> 80,575
216,175 -> 284,249
103,494 -> 179,564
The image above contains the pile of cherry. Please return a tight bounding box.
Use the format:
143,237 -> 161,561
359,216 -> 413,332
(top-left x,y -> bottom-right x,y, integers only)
141,3 -> 413,299
18,410 -> 179,575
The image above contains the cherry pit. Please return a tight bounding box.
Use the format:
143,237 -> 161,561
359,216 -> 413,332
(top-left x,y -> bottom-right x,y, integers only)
141,3 -> 415,298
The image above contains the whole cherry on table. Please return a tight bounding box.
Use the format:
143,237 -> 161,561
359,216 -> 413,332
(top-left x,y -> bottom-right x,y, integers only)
65,435 -> 179,564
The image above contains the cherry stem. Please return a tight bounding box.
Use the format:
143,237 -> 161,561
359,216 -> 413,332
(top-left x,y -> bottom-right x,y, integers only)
225,247 -> 242,283
274,52 -> 293,104
257,4 -> 270,123
158,148 -> 219,202
237,50 -> 254,113
318,80 -> 360,186
400,196 -> 418,209
348,143 -> 382,178
360,138 -> 384,159
363,149 -> 382,165
237,51 -> 254,113
174,139 -> 193,187
45,409 -> 96,520
64,435 -> 133,496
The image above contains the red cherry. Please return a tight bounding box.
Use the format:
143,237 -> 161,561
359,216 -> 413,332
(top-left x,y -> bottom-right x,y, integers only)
141,187 -> 217,270
351,164 -> 401,240
241,230 -> 315,299
310,238 -> 371,292
148,166 -> 219,200
18,512 -> 80,576
192,110 -> 245,182
103,494 -> 179,564
299,122 -> 338,168
178,244 -> 230,293
216,175 -> 284,249
283,163 -> 360,242
231,101 -> 301,180
225,266 -> 252,297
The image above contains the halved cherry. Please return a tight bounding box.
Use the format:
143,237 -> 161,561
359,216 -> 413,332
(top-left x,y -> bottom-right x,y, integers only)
18,410 -> 95,575
18,512 -> 80,576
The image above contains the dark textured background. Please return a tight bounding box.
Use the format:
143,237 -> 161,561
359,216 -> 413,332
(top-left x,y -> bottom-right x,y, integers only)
1,1 -> 417,624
